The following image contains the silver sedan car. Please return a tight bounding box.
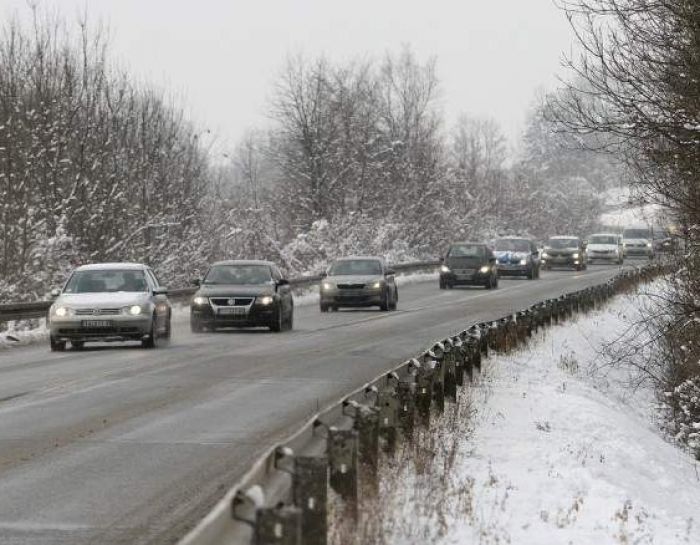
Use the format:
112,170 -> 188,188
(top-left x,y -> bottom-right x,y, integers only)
48,263 -> 171,351
319,256 -> 398,312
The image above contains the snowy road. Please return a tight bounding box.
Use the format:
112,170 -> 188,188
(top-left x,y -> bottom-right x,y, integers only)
0,265 -> 629,545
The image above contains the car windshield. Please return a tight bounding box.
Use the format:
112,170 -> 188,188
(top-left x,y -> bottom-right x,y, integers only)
623,229 -> 650,239
64,270 -> 148,293
547,238 -> 579,249
329,259 -> 383,276
494,239 -> 530,252
589,235 -> 618,244
448,244 -> 484,258
203,264 -> 273,285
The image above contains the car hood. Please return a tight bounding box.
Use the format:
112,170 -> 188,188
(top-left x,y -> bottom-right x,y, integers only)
544,247 -> 578,254
624,238 -> 649,244
587,244 -> 618,251
56,292 -> 151,307
446,256 -> 485,268
325,275 -> 384,285
196,284 -> 275,297
494,250 -> 530,261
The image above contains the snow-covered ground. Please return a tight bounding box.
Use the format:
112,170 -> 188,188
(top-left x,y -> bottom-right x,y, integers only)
368,287 -> 699,545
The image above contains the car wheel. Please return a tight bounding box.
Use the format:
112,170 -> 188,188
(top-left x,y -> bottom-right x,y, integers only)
380,289 -> 390,311
270,308 -> 283,332
142,315 -> 158,348
162,313 -> 172,341
50,336 -> 66,352
190,318 -> 203,333
71,340 -> 84,350
439,279 -> 446,290
389,288 -> 398,310
527,268 -> 534,280
493,275 -> 499,289
320,303 -> 329,313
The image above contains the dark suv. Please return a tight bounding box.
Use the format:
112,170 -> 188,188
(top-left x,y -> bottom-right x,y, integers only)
439,242 -> 498,289
190,260 -> 293,332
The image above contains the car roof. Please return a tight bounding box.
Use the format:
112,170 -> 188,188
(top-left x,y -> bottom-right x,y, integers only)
495,237 -> 532,241
333,255 -> 385,262
449,241 -> 488,246
210,260 -> 277,267
549,235 -> 580,239
75,262 -> 147,271
589,233 -> 620,237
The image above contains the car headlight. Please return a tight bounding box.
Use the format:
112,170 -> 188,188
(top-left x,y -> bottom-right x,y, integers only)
258,295 -> 274,305
440,265 -> 450,273
646,242 -> 652,247
519,259 -> 527,265
542,252 -> 549,259
479,266 -> 490,273
193,296 -> 208,306
371,281 -> 384,289
321,282 -> 334,291
573,252 -> 580,259
127,305 -> 143,316
53,306 -> 71,317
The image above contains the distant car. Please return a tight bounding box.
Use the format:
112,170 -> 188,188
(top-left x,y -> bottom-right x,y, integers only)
541,236 -> 588,271
439,242 -> 498,289
320,256 -> 398,312
622,226 -> 654,259
652,228 -> 675,253
492,238 -> 541,279
190,260 -> 293,332
48,262 -> 171,351
586,233 -> 623,264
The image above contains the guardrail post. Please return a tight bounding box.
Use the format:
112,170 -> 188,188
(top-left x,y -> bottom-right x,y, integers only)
255,504 -> 302,545
426,347 -> 445,414
328,428 -> 359,518
376,379 -> 400,454
350,404 -> 379,497
397,380 -> 416,440
414,359 -> 435,427
293,456 -> 328,545
442,339 -> 457,402
452,337 -> 465,387
476,323 -> 489,356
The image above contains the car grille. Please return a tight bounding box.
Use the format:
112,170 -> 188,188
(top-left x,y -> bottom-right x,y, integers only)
58,326 -> 140,335
338,284 -> 366,290
74,308 -> 121,316
210,297 -> 254,306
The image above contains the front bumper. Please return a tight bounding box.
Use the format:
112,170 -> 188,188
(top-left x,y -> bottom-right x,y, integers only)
191,304 -> 277,327
541,254 -> 580,268
587,251 -> 619,261
440,271 -> 491,285
624,246 -> 653,257
320,288 -> 384,307
49,315 -> 152,342
497,263 -> 531,276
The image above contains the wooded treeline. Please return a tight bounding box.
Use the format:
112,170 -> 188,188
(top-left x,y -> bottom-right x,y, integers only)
0,10 -> 617,301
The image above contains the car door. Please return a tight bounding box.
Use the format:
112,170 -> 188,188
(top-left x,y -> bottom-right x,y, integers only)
146,268 -> 169,329
272,266 -> 292,315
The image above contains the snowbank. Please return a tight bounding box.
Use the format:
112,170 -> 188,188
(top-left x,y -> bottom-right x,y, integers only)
375,289 -> 699,545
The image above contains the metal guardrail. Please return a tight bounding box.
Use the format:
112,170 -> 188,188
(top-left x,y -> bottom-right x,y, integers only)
0,261 -> 440,325
177,262 -> 669,545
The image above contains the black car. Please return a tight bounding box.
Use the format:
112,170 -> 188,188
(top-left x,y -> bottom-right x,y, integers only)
439,242 -> 498,289
493,238 -> 541,279
190,260 -> 293,332
541,236 -> 588,271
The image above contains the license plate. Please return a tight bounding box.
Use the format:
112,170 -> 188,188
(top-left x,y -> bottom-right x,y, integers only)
81,320 -> 112,328
219,307 -> 247,315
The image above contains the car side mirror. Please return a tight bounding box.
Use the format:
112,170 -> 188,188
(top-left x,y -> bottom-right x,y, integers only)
320,271 -> 327,279
277,279 -> 290,286
385,268 -> 395,276
190,278 -> 201,287
50,288 -> 61,298
153,287 -> 168,296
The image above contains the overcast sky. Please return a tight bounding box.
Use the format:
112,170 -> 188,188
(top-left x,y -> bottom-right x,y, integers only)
0,0 -> 576,152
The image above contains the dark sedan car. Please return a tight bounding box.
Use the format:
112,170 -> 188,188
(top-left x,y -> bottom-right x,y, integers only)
190,260 -> 293,332
439,242 -> 498,289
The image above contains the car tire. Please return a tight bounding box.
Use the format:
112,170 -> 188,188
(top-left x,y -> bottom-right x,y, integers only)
527,268 -> 534,280
493,275 -> 499,289
71,340 -> 84,350
439,279 -> 446,290
270,308 -> 284,332
50,336 -> 66,352
389,288 -> 398,310
191,319 -> 204,333
320,303 -> 329,313
380,290 -> 390,311
142,315 -> 158,348
162,313 -> 172,341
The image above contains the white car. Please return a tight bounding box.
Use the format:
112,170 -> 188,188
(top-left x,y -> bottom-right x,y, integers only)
622,227 -> 654,259
586,233 -> 624,264
48,263 -> 171,351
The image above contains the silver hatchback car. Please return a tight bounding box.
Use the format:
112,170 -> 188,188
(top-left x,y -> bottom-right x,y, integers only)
48,263 -> 171,351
